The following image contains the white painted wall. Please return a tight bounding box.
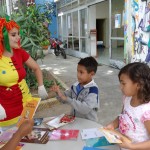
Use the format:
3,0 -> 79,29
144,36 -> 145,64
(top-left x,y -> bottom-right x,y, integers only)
96,1 -> 109,48
88,1 -> 109,56
88,5 -> 96,29
88,5 -> 97,56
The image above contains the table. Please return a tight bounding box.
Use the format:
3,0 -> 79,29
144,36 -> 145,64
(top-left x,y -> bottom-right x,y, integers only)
23,117 -> 120,150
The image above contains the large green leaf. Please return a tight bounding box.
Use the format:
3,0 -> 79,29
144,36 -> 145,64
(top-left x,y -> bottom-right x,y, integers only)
22,43 -> 33,48
21,37 -> 30,47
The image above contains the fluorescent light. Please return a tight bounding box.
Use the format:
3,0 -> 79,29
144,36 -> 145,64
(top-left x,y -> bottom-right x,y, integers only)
58,12 -> 63,16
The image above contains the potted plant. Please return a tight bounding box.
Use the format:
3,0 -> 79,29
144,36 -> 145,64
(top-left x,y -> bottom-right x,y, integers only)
40,39 -> 50,55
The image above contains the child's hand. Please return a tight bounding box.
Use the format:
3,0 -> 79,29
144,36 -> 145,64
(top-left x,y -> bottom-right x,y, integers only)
104,123 -> 115,130
118,137 -> 132,149
50,85 -> 67,101
50,85 -> 60,93
18,119 -> 34,137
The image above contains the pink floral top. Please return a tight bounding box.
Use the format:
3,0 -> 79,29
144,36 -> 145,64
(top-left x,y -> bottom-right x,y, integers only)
119,96 -> 150,143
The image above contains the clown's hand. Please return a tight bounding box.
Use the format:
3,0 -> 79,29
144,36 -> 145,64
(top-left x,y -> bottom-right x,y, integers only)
38,85 -> 48,100
0,104 -> 6,120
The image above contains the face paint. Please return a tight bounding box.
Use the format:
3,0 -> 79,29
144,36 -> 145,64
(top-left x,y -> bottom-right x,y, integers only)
18,39 -> 21,48
8,27 -> 21,49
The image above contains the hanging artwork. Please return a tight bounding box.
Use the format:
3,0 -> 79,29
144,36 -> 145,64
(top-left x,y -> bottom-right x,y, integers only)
115,14 -> 121,28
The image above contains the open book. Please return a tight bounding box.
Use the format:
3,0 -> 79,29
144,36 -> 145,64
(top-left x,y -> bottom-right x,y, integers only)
0,127 -> 17,142
0,142 -> 24,150
49,129 -> 79,140
17,97 -> 41,127
20,127 -> 49,144
99,128 -> 131,144
0,127 -> 24,149
43,114 -> 75,130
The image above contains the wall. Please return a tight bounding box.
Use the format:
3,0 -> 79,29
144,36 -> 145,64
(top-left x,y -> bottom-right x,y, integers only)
130,0 -> 150,63
35,0 -> 58,38
96,0 -> 109,48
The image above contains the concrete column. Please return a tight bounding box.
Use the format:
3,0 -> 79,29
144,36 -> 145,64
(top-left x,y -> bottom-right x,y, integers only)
88,5 -> 97,57
6,0 -> 11,16
124,0 -> 132,63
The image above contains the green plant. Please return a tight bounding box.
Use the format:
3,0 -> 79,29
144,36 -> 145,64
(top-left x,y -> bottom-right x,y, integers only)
26,72 -> 63,91
0,5 -> 7,17
10,3 -> 55,89
11,4 -> 50,60
26,71 -> 38,89
40,39 -> 50,47
43,79 -> 63,90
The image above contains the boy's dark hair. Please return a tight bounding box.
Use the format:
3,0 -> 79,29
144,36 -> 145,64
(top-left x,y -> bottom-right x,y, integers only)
78,56 -> 98,73
118,62 -> 150,103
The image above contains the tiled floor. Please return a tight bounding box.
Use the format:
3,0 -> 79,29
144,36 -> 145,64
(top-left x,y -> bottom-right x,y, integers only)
96,47 -> 124,65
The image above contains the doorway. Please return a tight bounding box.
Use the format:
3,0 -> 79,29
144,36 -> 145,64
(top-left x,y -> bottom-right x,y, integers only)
94,0 -> 109,65
96,18 -> 108,64
95,0 -> 124,65
96,19 -> 105,46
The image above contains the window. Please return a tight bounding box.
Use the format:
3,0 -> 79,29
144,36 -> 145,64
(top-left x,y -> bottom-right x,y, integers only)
80,8 -> 88,52
67,13 -> 72,36
58,16 -> 62,40
62,15 -> 67,37
80,9 -> 87,37
73,11 -> 78,36
110,0 -> 124,61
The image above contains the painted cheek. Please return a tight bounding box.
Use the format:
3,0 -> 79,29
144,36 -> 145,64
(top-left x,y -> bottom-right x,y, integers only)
18,40 -> 21,47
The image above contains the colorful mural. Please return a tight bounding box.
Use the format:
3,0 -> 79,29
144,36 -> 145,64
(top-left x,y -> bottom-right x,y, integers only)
35,0 -> 58,38
131,0 -> 150,62
124,0 -> 128,63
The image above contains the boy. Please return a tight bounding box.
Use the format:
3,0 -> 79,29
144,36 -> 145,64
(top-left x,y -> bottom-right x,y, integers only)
50,56 -> 99,122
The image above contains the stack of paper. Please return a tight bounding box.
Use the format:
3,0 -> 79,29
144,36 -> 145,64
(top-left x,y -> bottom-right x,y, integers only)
81,128 -> 116,147
81,128 -> 104,140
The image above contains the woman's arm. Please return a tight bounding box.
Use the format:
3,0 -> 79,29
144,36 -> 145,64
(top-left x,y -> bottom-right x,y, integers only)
25,56 -> 43,86
25,57 -> 48,99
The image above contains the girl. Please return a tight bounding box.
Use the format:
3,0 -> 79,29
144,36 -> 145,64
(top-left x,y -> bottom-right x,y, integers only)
106,62 -> 150,150
0,18 -> 48,128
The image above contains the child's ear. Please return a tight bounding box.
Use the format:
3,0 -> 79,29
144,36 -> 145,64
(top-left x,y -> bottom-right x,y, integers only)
136,83 -> 141,90
90,71 -> 95,76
